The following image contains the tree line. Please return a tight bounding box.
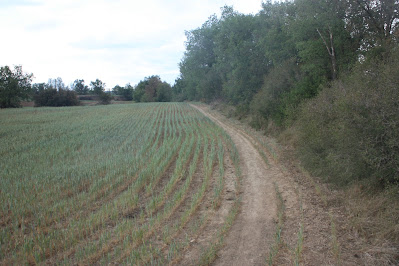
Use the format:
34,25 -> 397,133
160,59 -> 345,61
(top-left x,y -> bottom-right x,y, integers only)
176,0 -> 397,120
175,0 -> 399,186
0,68 -> 172,108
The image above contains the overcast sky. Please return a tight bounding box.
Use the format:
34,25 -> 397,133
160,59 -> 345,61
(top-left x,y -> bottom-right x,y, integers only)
0,0 -> 264,89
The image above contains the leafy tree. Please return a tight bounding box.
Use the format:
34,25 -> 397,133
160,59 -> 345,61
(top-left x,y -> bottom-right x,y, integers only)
31,83 -> 46,94
290,0 -> 356,81
257,1 -> 296,66
172,77 -> 187,101
345,0 -> 399,53
215,6 -> 268,104
141,76 -> 161,102
156,82 -> 172,102
90,79 -> 105,95
112,85 -> 123,95
113,84 -> 133,100
179,15 -> 222,101
133,79 -> 146,102
0,65 -> 33,108
72,79 -> 89,95
133,76 -> 172,102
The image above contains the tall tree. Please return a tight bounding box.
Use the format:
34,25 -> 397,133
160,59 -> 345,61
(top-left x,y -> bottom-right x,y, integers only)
345,0 -> 399,54
0,65 -> 33,108
47,77 -> 65,91
90,79 -> 105,95
133,76 -> 172,102
113,84 -> 133,100
31,83 -> 46,94
215,6 -> 268,104
179,15 -> 221,101
72,79 -> 89,95
290,0 -> 356,83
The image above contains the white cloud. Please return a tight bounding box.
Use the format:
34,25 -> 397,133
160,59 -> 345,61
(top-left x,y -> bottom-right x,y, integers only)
0,0 -> 263,88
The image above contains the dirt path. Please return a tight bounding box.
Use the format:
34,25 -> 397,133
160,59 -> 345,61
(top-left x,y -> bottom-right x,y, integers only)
190,104 -> 368,266
191,104 -> 280,265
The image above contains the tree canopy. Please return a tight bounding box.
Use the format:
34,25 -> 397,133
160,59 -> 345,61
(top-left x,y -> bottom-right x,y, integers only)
134,76 -> 172,102
0,65 -> 33,108
175,0 -> 398,124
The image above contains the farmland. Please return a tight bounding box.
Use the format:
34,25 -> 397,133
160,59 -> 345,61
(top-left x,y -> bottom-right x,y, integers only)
0,103 -> 240,264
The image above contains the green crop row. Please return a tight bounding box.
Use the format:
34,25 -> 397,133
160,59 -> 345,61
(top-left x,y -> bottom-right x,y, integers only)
0,103 -> 238,264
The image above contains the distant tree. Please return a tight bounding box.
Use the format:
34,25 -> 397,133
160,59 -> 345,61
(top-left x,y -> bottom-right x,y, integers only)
90,79 -> 105,95
0,65 -> 33,108
133,79 -> 147,102
31,83 -> 46,94
172,77 -> 187,101
156,82 -> 172,102
134,76 -> 172,102
142,76 -> 160,102
113,84 -> 133,100
112,85 -> 123,95
72,79 -> 89,95
47,77 -> 65,91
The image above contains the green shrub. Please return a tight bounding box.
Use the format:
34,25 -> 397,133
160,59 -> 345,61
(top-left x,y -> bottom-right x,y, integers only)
34,88 -> 80,107
250,59 -> 300,127
98,92 -> 113,104
296,48 -> 399,186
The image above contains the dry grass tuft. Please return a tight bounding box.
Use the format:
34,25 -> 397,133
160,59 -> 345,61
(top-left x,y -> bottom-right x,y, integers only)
344,185 -> 399,264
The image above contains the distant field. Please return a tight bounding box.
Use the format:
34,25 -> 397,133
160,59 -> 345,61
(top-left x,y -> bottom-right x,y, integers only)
0,103 -> 240,264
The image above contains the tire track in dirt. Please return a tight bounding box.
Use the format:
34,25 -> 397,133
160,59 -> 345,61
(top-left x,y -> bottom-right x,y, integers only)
192,104 -> 370,266
191,104 -> 278,265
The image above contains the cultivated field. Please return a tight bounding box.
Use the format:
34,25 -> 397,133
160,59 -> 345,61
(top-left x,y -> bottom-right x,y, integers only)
0,103 -> 240,264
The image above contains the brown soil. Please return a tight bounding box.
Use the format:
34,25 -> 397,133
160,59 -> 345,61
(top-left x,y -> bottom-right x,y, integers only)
190,104 -> 368,266
192,104 -> 278,265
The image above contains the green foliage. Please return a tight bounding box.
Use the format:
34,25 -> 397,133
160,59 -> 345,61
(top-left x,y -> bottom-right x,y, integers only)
0,65 -> 33,108
133,76 -> 172,102
296,48 -> 399,186
34,88 -> 80,107
345,0 -> 399,51
98,91 -> 113,104
72,79 -> 89,95
215,7 -> 268,104
251,59 -> 300,127
90,79 -> 105,95
31,83 -> 46,94
179,15 -> 222,101
113,84 -> 133,101
171,77 -> 187,101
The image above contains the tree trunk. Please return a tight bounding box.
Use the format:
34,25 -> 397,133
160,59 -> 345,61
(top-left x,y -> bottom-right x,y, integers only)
317,27 -> 337,80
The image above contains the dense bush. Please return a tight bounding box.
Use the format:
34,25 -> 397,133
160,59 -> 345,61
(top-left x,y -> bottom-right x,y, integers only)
296,48 -> 399,186
34,88 -> 80,107
250,59 -> 300,128
98,92 -> 113,104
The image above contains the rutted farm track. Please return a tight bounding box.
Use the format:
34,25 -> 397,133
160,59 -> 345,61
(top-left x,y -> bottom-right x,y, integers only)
192,104 -> 369,266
